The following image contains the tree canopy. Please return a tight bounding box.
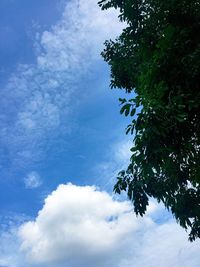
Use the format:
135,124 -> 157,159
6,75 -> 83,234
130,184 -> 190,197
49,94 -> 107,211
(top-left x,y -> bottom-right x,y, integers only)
98,0 -> 200,241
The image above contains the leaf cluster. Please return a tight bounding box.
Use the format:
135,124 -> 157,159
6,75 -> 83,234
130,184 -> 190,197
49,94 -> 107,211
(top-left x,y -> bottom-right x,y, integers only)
99,0 -> 200,241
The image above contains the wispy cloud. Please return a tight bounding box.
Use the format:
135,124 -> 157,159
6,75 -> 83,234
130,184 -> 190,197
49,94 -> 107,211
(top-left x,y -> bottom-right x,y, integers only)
24,171 -> 42,189
0,213 -> 30,267
94,139 -> 133,191
0,0 -> 123,174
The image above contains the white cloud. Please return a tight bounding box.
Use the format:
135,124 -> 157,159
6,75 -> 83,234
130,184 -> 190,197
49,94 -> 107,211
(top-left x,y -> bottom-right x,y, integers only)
19,183 -> 146,267
114,140 -> 132,162
120,222 -> 200,267
0,230 -> 21,267
94,139 -> 132,190
0,0 -> 123,171
37,0 -> 123,72
17,184 -> 200,267
0,214 -> 30,267
24,171 -> 42,189
0,184 -> 200,267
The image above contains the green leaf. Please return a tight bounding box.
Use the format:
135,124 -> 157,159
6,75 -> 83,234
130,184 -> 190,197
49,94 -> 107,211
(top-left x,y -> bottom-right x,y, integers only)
130,108 -> 136,116
119,98 -> 127,104
120,104 -> 131,115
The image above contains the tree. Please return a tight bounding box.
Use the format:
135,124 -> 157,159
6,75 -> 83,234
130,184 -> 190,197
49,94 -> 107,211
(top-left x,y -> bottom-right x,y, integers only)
98,0 -> 200,241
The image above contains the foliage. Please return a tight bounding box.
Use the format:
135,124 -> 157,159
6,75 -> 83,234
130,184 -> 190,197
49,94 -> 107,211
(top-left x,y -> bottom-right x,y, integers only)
99,0 -> 200,241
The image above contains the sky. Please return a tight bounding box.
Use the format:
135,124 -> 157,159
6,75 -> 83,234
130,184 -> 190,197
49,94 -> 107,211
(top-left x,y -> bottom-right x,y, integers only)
0,1 -> 200,267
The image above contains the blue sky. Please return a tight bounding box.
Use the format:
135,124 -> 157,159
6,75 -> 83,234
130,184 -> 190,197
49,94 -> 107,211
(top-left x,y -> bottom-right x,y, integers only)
0,1 -> 200,267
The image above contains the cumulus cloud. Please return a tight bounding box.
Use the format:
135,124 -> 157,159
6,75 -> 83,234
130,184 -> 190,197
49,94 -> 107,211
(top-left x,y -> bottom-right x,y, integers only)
0,184 -> 199,267
24,171 -> 42,189
17,183 -> 200,267
19,183 -> 145,267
